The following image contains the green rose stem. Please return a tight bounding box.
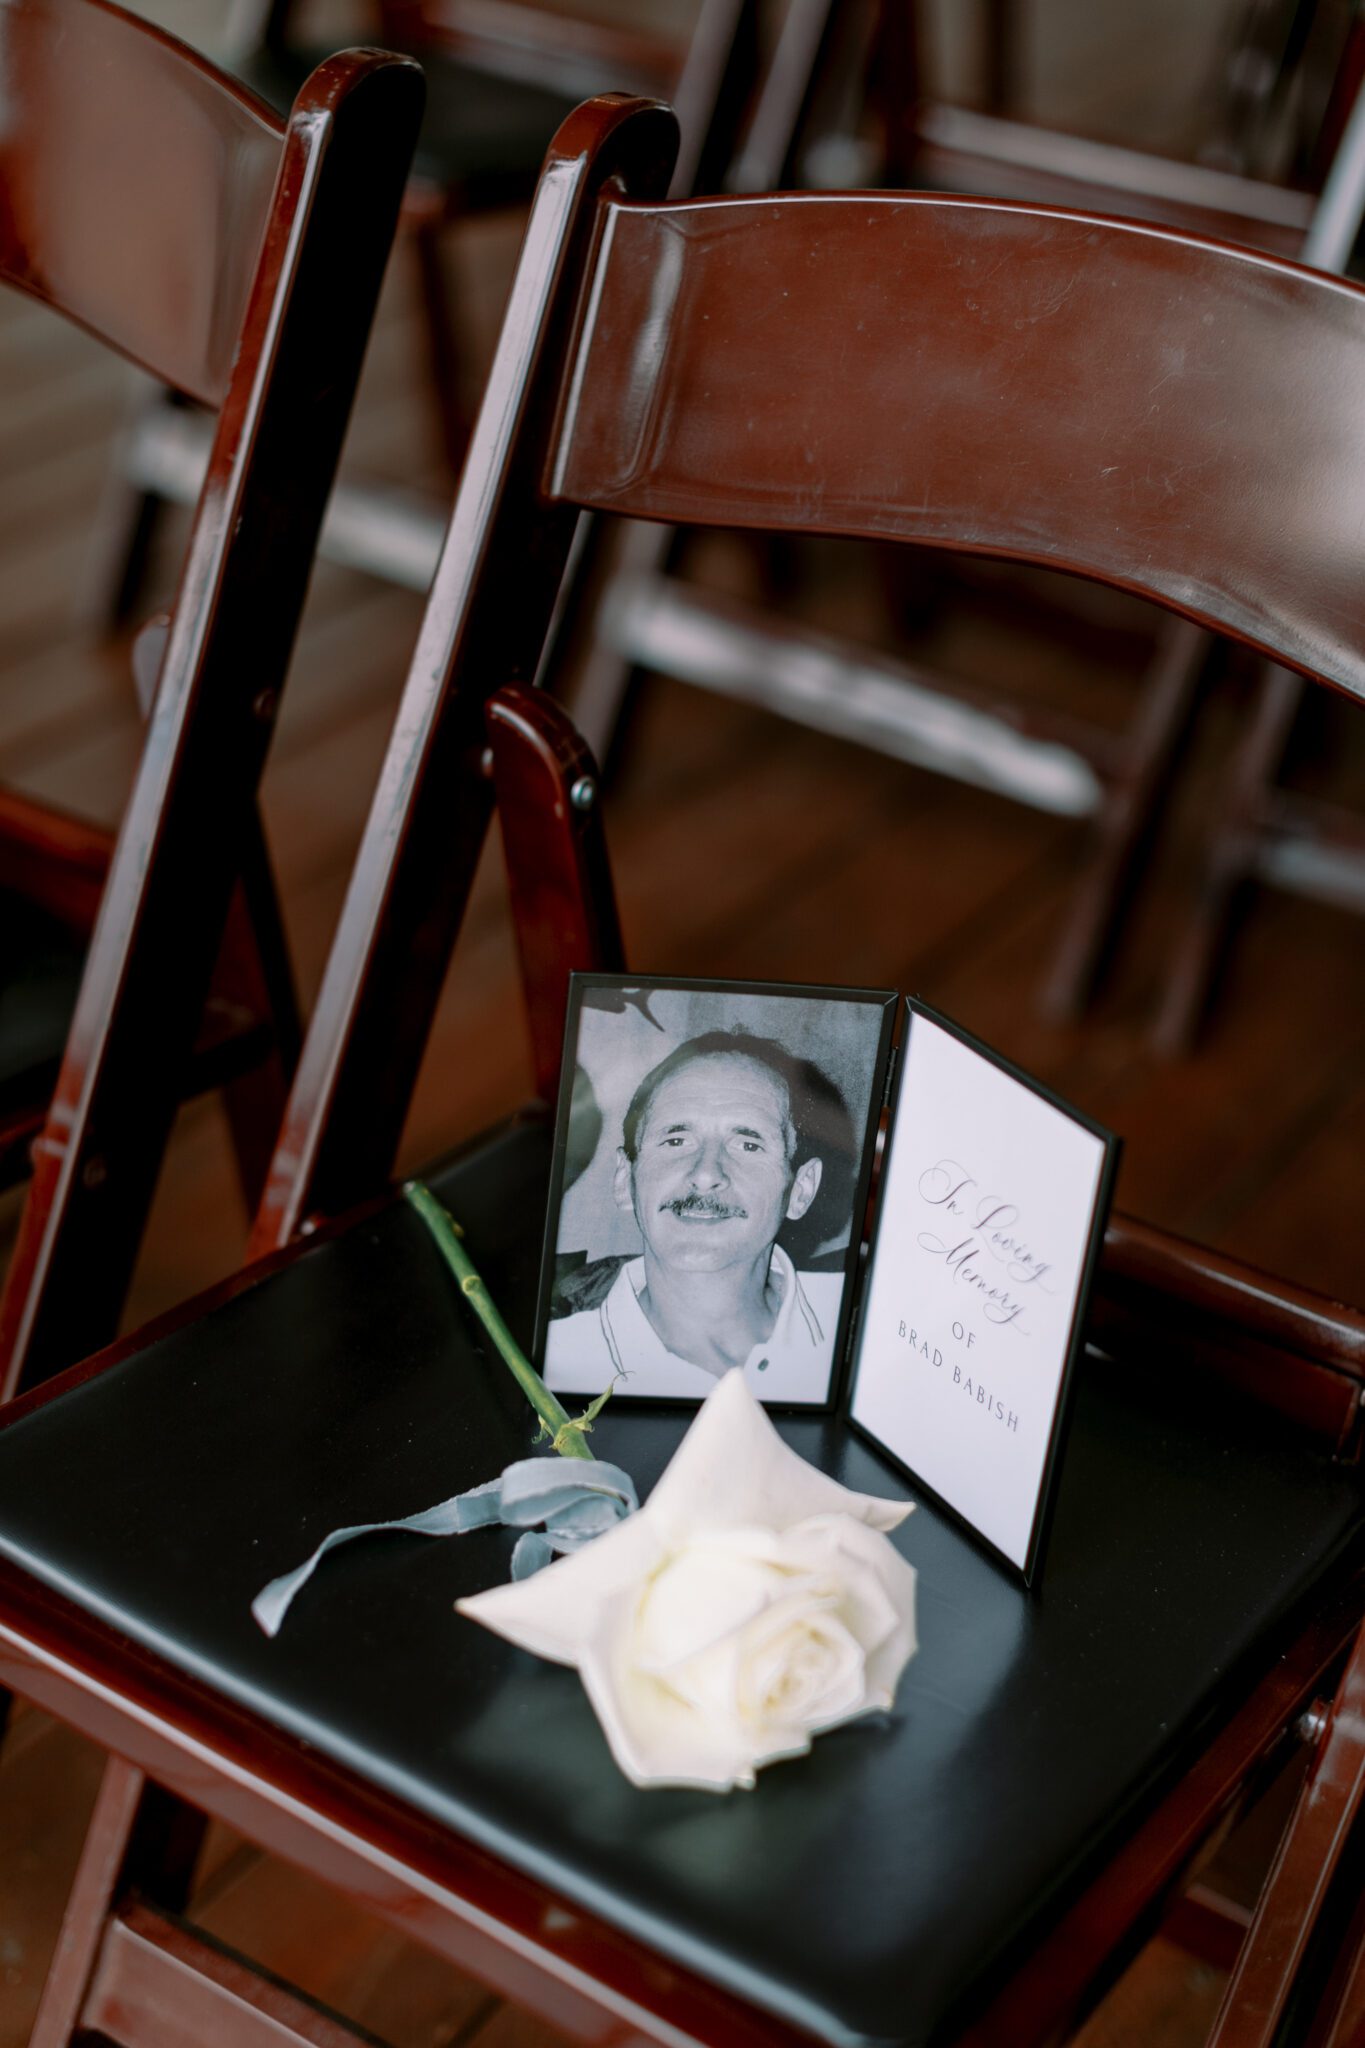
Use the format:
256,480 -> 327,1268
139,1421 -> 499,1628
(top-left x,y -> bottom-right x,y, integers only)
403,1179 -> 597,1461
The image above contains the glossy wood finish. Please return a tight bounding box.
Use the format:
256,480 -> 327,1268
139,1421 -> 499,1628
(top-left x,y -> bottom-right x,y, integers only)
1207,1619 -> 1365,2048
0,1486 -> 799,2048
484,684 -> 624,1101
249,94 -> 678,1257
560,17 -> 1365,1029
0,0 -> 279,404
85,1902 -> 377,2047
0,3 -> 424,1397
27,1755 -> 212,2048
483,668 -> 1365,1459
259,113 -> 1365,1258
555,198 -> 1365,703
0,615 -> 304,1208
380,0 -> 758,202
1097,1215 -> 1365,1449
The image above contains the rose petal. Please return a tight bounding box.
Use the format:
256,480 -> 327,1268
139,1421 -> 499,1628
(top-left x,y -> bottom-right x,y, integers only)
458,1507 -> 664,1664
646,1372 -> 913,1544
633,1539 -> 796,1675
776,1517 -> 912,1657
578,1586 -> 773,1791
734,1603 -> 867,1732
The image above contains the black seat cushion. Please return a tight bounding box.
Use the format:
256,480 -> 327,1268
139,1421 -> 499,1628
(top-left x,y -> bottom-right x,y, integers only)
237,42 -> 582,204
0,892 -> 84,1139
0,1117 -> 1359,2046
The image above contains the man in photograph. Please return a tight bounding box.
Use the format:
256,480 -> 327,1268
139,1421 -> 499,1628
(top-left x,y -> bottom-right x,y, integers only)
545,1029 -> 848,1401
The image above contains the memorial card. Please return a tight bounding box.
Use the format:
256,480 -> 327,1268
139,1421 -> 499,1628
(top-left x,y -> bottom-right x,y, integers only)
535,974 -> 896,1409
847,1001 -> 1118,1581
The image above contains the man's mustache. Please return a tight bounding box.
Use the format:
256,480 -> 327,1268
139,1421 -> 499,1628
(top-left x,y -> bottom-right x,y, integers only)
660,1193 -> 748,1220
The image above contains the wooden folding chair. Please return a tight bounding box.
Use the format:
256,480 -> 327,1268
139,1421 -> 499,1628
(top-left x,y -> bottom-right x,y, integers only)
0,0 -> 423,1400
558,0 -> 1365,1028
891,0 -> 1365,1036
4,92 -> 1365,2048
100,0 -> 760,615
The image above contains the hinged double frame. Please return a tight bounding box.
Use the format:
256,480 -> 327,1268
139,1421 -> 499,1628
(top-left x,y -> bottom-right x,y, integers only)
533,972 -> 1119,1584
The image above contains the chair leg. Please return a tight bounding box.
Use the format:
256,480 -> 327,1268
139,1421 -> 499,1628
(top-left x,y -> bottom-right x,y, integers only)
980,0 -> 1018,116
560,517 -> 677,766
80,1902 -> 387,2047
409,206 -> 473,482
486,684 -> 625,1100
221,1038 -> 299,1218
1320,1885 -> 1365,2048
217,812 -> 304,1214
133,616 -> 301,1215
91,487 -> 166,633
30,1756 -> 207,2048
1154,661 -> 1304,1054
1207,1621 -> 1365,2048
30,1754 -> 376,2048
1041,617 -> 1211,1020
81,388 -> 197,633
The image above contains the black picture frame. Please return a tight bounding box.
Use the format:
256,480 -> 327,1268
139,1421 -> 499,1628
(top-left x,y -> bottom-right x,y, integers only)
846,997 -> 1121,1586
532,972 -> 897,1411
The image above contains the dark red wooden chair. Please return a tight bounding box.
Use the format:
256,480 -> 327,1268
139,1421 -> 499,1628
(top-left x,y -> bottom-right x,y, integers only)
858,0 -> 1365,1050
100,0 -> 761,617
4,93 -> 1365,2048
558,1 -> 1365,1030
903,0 -> 1365,1037
0,0 -> 424,1401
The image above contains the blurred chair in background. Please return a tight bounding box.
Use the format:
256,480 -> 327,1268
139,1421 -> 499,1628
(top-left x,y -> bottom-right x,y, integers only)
1154,80 -> 1365,1052
96,0 -> 764,613
898,0 -> 1365,1046
0,0 -> 423,1402
560,0 -> 1365,1032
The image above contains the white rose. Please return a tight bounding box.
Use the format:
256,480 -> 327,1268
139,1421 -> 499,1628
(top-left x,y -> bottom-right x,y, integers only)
458,1371 -> 917,1791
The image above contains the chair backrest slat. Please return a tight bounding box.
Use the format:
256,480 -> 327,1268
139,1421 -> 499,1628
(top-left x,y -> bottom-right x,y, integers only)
552,194 -> 1365,706
0,0 -> 282,403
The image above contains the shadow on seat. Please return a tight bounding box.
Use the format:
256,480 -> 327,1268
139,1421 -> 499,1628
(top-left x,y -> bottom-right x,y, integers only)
2,90 -> 1365,2048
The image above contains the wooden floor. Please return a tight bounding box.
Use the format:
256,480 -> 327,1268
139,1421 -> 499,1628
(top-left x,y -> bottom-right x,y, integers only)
3,2 -> 1364,2042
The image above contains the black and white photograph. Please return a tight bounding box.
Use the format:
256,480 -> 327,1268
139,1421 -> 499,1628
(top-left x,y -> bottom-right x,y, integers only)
536,975 -> 895,1406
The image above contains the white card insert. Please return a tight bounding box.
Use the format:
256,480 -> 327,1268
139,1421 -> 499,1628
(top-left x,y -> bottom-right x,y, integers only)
850,1009 -> 1112,1576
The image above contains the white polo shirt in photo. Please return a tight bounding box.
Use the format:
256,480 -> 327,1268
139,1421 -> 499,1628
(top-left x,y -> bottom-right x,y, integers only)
544,1244 -> 842,1403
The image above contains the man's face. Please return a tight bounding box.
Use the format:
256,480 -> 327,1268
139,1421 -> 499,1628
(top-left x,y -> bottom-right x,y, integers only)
616,1052 -> 822,1275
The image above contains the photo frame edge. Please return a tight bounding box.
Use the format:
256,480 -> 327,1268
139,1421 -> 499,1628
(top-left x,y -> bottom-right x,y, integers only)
531,970 -> 899,1412
843,995 -> 1122,1586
